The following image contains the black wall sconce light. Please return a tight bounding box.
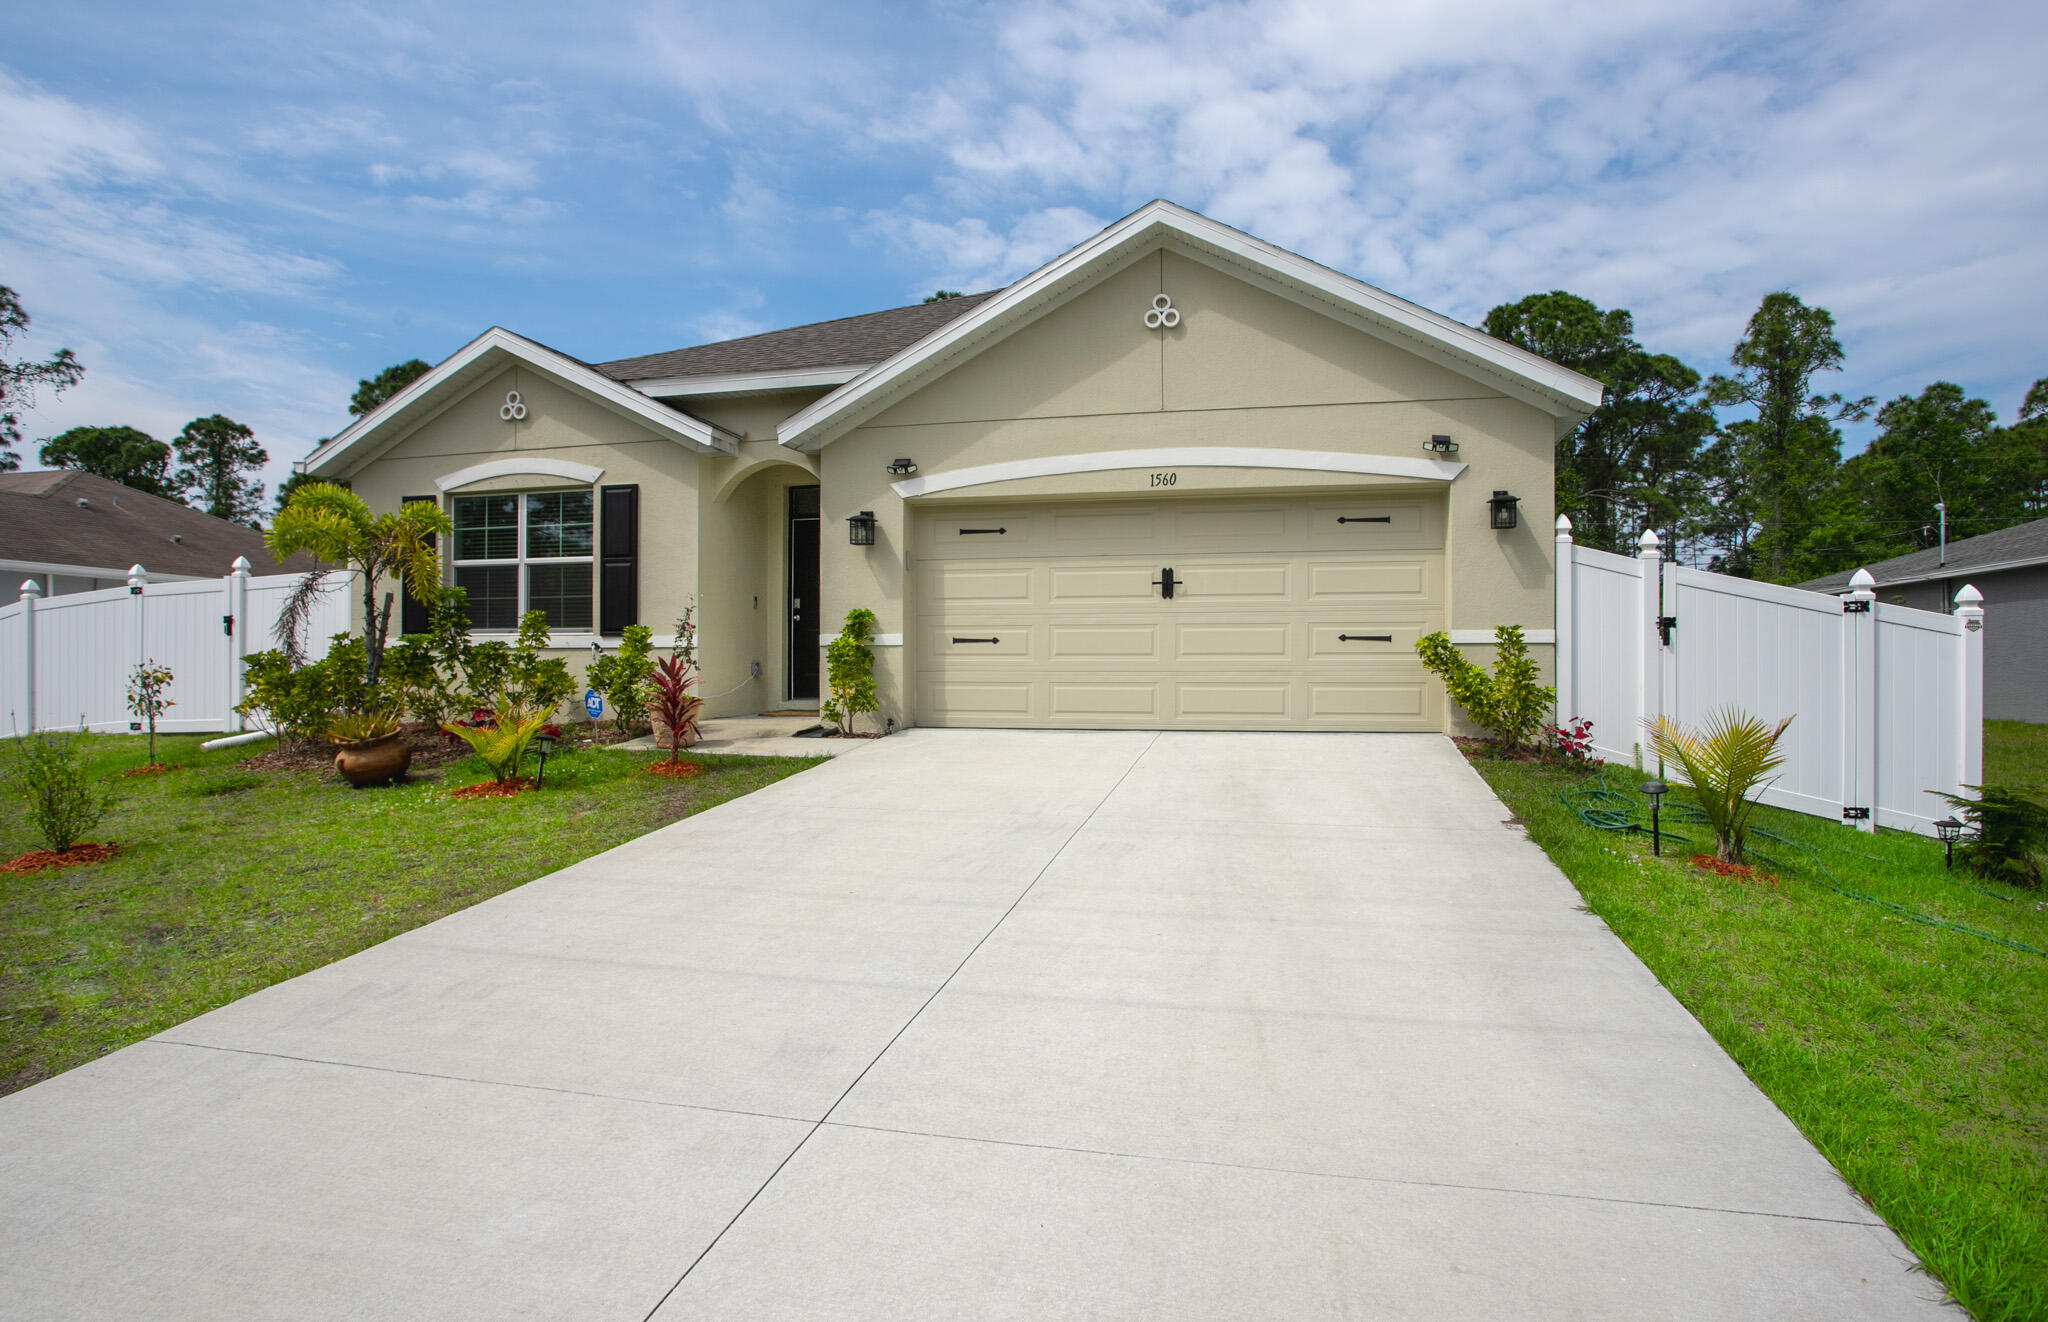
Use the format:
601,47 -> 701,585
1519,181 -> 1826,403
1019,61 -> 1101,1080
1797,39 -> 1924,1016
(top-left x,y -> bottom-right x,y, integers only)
886,457 -> 918,476
1424,434 -> 1459,454
1489,490 -> 1521,531
847,510 -> 878,546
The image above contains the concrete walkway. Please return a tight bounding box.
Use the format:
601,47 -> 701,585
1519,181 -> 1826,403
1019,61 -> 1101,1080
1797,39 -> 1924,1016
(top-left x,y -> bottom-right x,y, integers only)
0,731 -> 1955,1319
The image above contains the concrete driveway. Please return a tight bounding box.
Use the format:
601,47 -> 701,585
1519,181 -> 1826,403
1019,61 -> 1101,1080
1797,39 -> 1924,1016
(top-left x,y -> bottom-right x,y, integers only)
0,731 -> 1953,1319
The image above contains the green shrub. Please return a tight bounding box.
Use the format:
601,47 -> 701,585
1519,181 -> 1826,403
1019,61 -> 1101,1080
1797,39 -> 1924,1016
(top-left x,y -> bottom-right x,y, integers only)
126,660 -> 175,765
238,635 -> 371,741
1645,708 -> 1795,863
1936,786 -> 2047,888
385,592 -> 575,726
586,625 -> 654,735
1414,625 -> 1554,753
3,732 -> 112,851
820,608 -> 879,735
441,697 -> 551,783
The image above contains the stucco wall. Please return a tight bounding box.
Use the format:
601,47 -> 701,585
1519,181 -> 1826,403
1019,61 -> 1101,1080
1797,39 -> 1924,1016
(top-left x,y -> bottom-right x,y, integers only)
1886,568 -> 2048,724
817,242 -> 1559,727
340,363 -> 703,711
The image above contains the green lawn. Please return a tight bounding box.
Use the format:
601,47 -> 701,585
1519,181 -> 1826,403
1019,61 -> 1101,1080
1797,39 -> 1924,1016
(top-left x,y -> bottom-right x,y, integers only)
1469,727 -> 2047,1322
1,732 -> 822,1097
1985,719 -> 2048,798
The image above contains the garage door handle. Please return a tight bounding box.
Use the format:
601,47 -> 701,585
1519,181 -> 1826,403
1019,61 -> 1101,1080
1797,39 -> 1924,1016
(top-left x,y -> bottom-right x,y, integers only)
1338,634 -> 1393,643
1151,567 -> 1178,599
952,636 -> 1000,644
1337,516 -> 1392,524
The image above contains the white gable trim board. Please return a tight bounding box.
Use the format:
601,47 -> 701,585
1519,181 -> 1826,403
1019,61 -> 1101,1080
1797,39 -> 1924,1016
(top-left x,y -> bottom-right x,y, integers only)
892,448 -> 1468,499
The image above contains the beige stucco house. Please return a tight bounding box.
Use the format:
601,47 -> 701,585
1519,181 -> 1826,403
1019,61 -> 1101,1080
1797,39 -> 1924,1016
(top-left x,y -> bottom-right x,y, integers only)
301,201 -> 1601,732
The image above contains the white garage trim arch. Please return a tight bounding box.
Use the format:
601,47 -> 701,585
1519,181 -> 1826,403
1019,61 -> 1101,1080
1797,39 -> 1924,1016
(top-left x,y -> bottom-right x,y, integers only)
890,448 -> 1468,499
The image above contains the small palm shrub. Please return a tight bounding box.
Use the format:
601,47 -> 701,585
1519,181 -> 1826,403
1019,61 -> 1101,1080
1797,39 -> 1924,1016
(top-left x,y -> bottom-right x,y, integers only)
821,608 -> 879,734
647,655 -> 703,764
3,733 -> 112,852
325,708 -> 402,745
1934,786 -> 2047,889
441,698 -> 551,784
1645,708 -> 1794,863
1415,625 -> 1554,753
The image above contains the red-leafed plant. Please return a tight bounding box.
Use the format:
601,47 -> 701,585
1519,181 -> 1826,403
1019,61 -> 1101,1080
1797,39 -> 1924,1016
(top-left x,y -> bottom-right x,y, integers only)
1544,717 -> 1596,762
648,655 -> 703,765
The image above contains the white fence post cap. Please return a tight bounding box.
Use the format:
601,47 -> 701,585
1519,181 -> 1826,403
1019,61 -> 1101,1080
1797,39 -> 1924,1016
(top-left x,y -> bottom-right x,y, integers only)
127,564 -> 148,582
1637,529 -> 1661,552
19,578 -> 42,599
1954,584 -> 1983,607
1848,568 -> 1876,589
1555,514 -> 1573,538
230,555 -> 253,575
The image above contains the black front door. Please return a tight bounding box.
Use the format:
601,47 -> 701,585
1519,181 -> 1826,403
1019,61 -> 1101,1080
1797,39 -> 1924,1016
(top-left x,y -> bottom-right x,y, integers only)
788,485 -> 821,700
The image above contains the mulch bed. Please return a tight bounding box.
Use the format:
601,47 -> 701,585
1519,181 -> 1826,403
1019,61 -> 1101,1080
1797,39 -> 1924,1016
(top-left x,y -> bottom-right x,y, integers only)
1690,853 -> 1780,886
120,762 -> 182,777
447,777 -> 534,801
1450,735 -> 1601,767
646,760 -> 703,780
2,843 -> 120,873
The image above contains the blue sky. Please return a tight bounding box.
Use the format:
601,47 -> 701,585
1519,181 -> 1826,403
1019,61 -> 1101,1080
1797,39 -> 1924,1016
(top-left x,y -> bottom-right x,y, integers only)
3,0 -> 2043,501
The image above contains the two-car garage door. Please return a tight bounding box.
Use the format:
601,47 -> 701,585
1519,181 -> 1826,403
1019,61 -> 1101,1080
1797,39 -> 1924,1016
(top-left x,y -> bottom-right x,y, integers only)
914,493 -> 1445,731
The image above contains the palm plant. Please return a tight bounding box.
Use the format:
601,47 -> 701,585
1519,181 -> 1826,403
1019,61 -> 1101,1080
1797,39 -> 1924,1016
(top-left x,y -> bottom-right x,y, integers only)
1644,708 -> 1795,863
325,708 -> 402,746
648,655 -> 703,764
267,484 -> 451,682
441,697 -> 551,784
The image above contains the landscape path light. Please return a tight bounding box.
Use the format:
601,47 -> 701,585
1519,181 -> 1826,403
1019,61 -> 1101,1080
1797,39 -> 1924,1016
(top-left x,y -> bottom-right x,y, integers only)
1934,816 -> 1963,871
1639,780 -> 1668,856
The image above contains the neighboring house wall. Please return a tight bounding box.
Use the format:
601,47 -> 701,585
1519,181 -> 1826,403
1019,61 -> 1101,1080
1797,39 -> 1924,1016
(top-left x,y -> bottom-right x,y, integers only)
1881,567 -> 2048,724
819,245 -> 1558,727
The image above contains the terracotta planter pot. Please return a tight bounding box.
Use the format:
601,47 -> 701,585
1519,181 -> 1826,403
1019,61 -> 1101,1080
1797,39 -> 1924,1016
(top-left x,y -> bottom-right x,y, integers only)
333,733 -> 412,787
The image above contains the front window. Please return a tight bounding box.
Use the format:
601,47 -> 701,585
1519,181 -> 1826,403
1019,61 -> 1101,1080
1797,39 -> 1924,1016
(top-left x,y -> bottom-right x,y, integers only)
451,490 -> 594,631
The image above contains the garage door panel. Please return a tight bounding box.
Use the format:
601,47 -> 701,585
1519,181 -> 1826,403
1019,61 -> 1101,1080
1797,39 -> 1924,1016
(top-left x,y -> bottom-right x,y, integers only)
915,494 -> 1445,732
1307,623 -> 1430,659
1049,624 -> 1162,660
1173,623 -> 1291,661
1306,560 -> 1431,601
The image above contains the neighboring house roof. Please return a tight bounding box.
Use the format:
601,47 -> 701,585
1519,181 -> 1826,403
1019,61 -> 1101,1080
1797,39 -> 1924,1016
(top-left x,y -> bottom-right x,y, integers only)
777,199 -> 1607,453
1800,517 -> 2048,594
596,292 -> 1000,393
302,327 -> 739,481
0,470 -> 315,582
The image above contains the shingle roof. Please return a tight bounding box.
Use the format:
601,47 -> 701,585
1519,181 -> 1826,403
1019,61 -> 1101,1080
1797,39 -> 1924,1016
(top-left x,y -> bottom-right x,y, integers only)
594,292 -> 1001,384
0,470 -> 315,580
1799,516 -> 2048,593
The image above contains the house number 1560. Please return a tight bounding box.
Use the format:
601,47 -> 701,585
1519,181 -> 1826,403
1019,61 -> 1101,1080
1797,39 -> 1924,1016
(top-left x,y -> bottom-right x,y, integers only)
1150,471 -> 1178,487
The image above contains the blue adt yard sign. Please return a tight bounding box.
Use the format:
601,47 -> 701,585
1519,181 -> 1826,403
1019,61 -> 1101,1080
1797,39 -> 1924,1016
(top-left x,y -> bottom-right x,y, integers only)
584,689 -> 603,721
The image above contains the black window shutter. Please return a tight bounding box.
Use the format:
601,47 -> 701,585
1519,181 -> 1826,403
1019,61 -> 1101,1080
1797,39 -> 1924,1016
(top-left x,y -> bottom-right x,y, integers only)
400,495 -> 438,636
599,484 -> 639,635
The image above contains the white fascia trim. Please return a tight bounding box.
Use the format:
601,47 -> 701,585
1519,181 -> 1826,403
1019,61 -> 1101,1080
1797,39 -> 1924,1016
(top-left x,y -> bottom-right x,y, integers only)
1449,629 -> 1556,645
630,365 -> 869,398
304,327 -> 734,478
434,458 -> 605,493
777,199 -> 1603,452
1846,555 -> 2047,591
818,633 -> 904,647
892,447 -> 1466,498
2,556 -> 171,582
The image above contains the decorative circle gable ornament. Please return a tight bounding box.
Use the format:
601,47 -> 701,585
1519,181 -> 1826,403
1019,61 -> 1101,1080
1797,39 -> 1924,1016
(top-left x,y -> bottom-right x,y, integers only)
500,391 -> 528,421
1144,293 -> 1180,330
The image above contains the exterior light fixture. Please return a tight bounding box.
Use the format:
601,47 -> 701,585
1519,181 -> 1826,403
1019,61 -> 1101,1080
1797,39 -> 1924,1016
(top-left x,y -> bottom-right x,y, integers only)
847,510 -> 878,546
1639,780 -> 1668,856
1424,434 -> 1459,454
1488,490 -> 1521,531
886,458 -> 919,476
532,731 -> 556,789
1934,816 -> 1963,870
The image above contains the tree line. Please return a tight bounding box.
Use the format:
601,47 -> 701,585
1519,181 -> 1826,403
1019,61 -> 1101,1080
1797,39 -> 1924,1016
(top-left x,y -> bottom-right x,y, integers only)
1486,290 -> 2048,583
0,284 -> 429,528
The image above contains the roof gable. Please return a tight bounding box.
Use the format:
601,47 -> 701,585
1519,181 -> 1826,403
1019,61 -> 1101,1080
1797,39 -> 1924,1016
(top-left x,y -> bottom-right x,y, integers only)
303,328 -> 736,481
777,200 -> 1604,452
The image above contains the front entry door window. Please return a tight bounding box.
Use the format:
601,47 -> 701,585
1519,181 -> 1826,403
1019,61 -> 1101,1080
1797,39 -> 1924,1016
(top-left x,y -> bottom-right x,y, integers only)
788,485 -> 821,700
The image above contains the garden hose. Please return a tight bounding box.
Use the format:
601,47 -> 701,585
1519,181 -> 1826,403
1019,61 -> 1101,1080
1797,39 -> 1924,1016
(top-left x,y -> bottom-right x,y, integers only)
1555,768 -> 2044,958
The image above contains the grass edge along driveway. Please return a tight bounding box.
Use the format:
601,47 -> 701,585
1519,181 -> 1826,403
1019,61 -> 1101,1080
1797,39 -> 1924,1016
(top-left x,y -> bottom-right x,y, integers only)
1469,742 -> 2046,1322
1,732 -> 823,1097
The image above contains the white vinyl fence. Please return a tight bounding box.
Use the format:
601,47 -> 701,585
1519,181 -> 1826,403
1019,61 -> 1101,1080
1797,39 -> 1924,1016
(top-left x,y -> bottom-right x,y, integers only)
0,560 -> 350,737
1555,519 -> 1984,837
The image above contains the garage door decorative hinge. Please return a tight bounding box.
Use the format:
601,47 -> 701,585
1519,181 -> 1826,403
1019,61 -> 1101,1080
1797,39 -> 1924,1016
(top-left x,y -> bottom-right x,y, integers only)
951,636 -> 1000,644
958,527 -> 1006,535
1336,516 -> 1392,524
1338,634 -> 1393,642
